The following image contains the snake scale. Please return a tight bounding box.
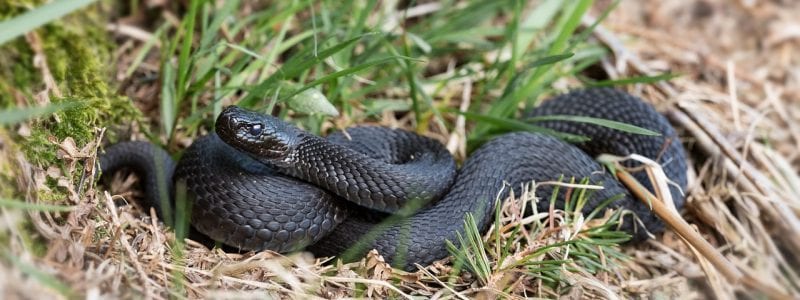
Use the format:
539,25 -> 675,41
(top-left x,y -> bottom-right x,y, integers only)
100,88 -> 688,271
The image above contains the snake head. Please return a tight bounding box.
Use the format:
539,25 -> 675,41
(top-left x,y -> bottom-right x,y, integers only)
216,106 -> 302,166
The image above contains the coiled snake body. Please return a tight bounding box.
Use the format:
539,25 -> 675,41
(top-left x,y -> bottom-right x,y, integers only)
100,88 -> 687,271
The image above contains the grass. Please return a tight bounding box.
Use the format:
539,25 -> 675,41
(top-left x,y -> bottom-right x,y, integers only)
0,198 -> 74,212
0,102 -> 75,125
151,0 -> 627,142
0,0 -> 673,298
0,0 -> 98,44
4,0 -> 797,299
445,179 -> 632,296
0,0 -> 650,297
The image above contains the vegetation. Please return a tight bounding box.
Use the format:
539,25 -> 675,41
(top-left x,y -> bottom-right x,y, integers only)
1,0 -> 798,298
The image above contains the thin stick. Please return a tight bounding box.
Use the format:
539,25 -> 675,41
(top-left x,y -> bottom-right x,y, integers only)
725,61 -> 742,130
617,169 -> 734,279
615,169 -> 792,300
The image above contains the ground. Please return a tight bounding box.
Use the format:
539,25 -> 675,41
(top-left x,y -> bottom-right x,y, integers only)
0,0 -> 798,299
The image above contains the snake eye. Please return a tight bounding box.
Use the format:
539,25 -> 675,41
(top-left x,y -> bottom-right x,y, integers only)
249,124 -> 263,136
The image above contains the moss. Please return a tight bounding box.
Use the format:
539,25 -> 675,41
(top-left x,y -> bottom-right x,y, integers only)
2,1 -> 143,261
0,39 -> 38,108
0,2 -> 140,189
0,130 -> 17,199
0,0 -> 46,20
18,221 -> 49,257
0,1 -> 46,107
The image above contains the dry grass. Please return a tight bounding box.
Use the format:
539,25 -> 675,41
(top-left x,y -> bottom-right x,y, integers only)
588,1 -> 800,298
2,0 -> 800,299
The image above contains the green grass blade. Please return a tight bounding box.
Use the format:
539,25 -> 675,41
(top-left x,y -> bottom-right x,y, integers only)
571,0 -> 619,45
0,198 -> 74,212
125,23 -> 169,78
239,33 -> 377,107
498,52 -> 574,99
526,52 -> 576,69
199,0 -> 240,50
515,0 -> 563,54
160,62 -> 177,139
280,34 -> 376,79
402,38 -> 424,126
224,42 -> 263,59
472,0 -> 593,140
448,109 -> 590,142
549,0 -> 594,54
0,102 -> 75,126
278,56 -> 418,103
586,73 -> 680,88
446,213 -> 492,285
526,115 -> 661,136
0,0 -> 98,45
419,0 -> 512,43
176,0 -> 202,101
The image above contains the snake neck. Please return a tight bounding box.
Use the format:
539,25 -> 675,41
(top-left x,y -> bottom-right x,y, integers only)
279,132 -> 456,214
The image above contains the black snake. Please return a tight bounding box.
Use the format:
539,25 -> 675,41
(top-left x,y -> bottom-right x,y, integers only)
100,88 -> 687,271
